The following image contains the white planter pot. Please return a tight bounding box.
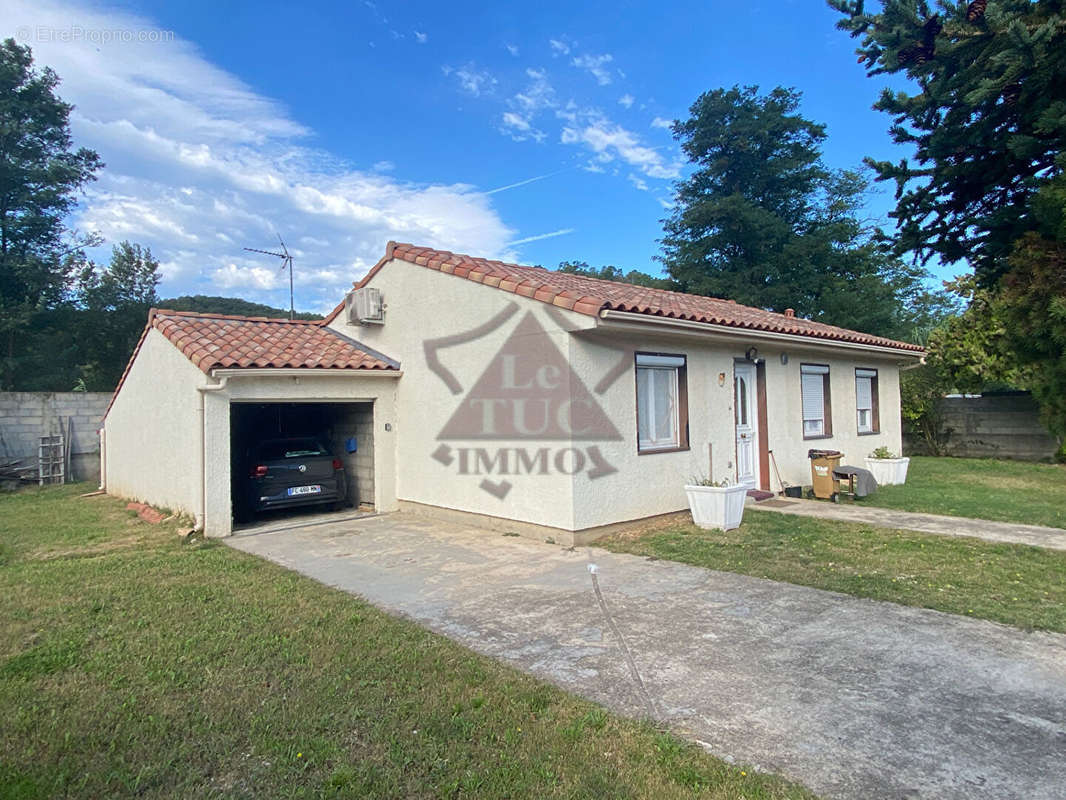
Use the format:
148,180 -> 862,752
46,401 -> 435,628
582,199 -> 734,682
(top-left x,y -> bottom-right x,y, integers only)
684,484 -> 747,531
864,456 -> 910,486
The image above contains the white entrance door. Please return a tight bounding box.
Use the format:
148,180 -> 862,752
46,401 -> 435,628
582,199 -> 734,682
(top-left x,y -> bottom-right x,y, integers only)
734,362 -> 759,489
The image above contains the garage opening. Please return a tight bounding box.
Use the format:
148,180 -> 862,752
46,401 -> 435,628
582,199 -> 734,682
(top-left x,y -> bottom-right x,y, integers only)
229,402 -> 374,525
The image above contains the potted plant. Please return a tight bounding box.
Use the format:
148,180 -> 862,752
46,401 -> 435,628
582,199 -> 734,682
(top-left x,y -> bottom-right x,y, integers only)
864,446 -> 910,486
684,476 -> 747,531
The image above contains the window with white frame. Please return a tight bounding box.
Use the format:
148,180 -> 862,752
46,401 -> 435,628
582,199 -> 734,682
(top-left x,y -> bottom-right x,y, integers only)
800,364 -> 831,438
636,353 -> 687,453
855,368 -> 879,434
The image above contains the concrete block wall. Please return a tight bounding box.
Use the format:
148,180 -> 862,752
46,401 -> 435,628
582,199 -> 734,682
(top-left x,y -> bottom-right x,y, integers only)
904,392 -> 1060,461
0,392 -> 112,482
328,403 -> 375,507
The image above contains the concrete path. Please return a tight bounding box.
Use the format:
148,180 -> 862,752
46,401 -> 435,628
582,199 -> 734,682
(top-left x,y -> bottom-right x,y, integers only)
227,513 -> 1066,800
753,498 -> 1066,551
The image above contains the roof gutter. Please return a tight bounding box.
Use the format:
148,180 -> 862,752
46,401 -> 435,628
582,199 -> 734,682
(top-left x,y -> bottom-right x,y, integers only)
597,310 -> 925,360
210,368 -> 402,379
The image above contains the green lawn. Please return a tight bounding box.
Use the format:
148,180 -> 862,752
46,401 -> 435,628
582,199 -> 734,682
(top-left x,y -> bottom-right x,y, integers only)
858,456 -> 1066,529
601,510 -> 1066,633
0,485 -> 814,800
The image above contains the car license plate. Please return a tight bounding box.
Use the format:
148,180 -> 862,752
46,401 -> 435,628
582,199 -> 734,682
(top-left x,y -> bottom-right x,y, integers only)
287,485 -> 322,496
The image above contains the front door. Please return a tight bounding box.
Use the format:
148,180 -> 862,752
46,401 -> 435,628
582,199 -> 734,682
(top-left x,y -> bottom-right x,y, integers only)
734,362 -> 759,489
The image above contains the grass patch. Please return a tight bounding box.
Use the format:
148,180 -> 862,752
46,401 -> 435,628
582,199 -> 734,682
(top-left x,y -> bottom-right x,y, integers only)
858,456 -> 1066,529
601,509 -> 1066,633
0,485 -> 814,800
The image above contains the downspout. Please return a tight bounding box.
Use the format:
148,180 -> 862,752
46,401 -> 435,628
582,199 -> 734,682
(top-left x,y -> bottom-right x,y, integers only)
195,378 -> 229,532
98,428 -> 106,491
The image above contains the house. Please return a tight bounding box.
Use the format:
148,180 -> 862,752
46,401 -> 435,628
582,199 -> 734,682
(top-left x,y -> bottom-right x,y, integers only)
102,241 -> 925,543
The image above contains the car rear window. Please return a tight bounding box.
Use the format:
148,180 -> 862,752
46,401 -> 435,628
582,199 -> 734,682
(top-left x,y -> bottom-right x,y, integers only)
257,439 -> 328,460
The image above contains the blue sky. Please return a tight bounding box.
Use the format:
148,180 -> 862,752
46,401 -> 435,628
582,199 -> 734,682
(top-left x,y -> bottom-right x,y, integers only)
6,0 -> 938,313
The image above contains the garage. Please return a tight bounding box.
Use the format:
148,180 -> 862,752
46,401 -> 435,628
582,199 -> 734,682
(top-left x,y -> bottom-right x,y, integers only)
101,309 -> 401,538
229,401 -> 375,525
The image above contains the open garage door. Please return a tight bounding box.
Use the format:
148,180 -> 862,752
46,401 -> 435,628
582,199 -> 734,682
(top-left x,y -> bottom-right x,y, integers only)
230,402 -> 374,526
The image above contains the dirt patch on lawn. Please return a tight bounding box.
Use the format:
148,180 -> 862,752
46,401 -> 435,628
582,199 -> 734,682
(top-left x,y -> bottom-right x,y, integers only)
595,511 -> 692,545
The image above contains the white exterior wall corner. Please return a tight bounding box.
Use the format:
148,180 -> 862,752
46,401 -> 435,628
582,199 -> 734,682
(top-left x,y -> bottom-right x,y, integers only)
328,258 -> 594,531
103,328 -> 207,515
201,375 -> 399,538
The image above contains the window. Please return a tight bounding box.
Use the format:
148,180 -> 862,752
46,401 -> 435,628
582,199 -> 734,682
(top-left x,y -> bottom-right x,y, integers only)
636,353 -> 688,453
855,368 -> 879,434
800,364 -> 832,438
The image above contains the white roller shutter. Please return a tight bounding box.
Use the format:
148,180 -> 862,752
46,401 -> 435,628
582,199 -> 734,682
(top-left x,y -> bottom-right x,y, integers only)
801,365 -> 827,436
856,376 -> 873,410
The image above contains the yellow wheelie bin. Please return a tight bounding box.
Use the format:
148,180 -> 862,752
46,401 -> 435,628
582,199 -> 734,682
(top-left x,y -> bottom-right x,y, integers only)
808,449 -> 843,500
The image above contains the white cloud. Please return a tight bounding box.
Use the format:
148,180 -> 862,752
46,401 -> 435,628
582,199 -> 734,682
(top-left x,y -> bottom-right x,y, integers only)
651,116 -> 674,130
555,99 -> 579,123
497,69 -> 558,143
505,43 -> 519,56
442,63 -> 497,96
627,174 -> 649,191
549,39 -> 571,56
560,113 -> 681,180
571,53 -> 614,86
618,94 -> 635,108
414,31 -> 428,43
10,0 -> 516,312
213,262 -> 283,291
500,112 -> 545,143
371,160 -> 395,172
513,68 -> 557,114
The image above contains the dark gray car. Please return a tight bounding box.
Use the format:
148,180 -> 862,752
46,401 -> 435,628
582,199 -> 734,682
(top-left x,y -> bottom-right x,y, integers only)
237,437 -> 347,521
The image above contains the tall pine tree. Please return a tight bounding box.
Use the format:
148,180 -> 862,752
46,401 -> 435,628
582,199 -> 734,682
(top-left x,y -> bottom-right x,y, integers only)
831,0 -> 1066,284
659,85 -> 937,339
833,0 -> 1066,442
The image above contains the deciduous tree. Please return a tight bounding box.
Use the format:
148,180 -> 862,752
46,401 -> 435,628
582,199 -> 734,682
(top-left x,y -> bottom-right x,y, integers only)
555,261 -> 675,290
0,38 -> 102,388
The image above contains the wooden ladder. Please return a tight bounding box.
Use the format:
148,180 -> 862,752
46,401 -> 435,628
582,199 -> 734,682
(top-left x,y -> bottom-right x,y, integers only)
38,435 -> 65,486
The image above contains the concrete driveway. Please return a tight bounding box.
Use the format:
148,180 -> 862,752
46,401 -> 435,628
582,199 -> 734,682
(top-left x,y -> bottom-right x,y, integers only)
227,512 -> 1066,800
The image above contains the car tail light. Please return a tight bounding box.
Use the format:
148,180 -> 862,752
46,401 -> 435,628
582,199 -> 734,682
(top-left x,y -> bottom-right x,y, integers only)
251,464 -> 268,477
332,458 -> 343,471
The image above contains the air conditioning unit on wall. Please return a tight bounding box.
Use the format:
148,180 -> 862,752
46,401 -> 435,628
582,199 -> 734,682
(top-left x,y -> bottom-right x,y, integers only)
345,287 -> 384,325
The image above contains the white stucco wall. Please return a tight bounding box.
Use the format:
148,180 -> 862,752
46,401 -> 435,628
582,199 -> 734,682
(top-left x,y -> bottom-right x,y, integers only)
103,328 -> 207,515
329,258 -> 594,531
567,330 -> 738,531
569,331 -> 908,529
201,375 -> 399,538
761,346 -> 904,489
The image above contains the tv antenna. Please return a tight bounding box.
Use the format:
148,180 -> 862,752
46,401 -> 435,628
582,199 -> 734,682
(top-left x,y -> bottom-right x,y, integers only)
243,234 -> 294,319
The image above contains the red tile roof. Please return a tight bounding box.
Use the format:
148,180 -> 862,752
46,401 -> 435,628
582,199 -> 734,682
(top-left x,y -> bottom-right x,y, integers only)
149,310 -> 397,372
104,310 -> 397,421
336,242 -> 923,354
